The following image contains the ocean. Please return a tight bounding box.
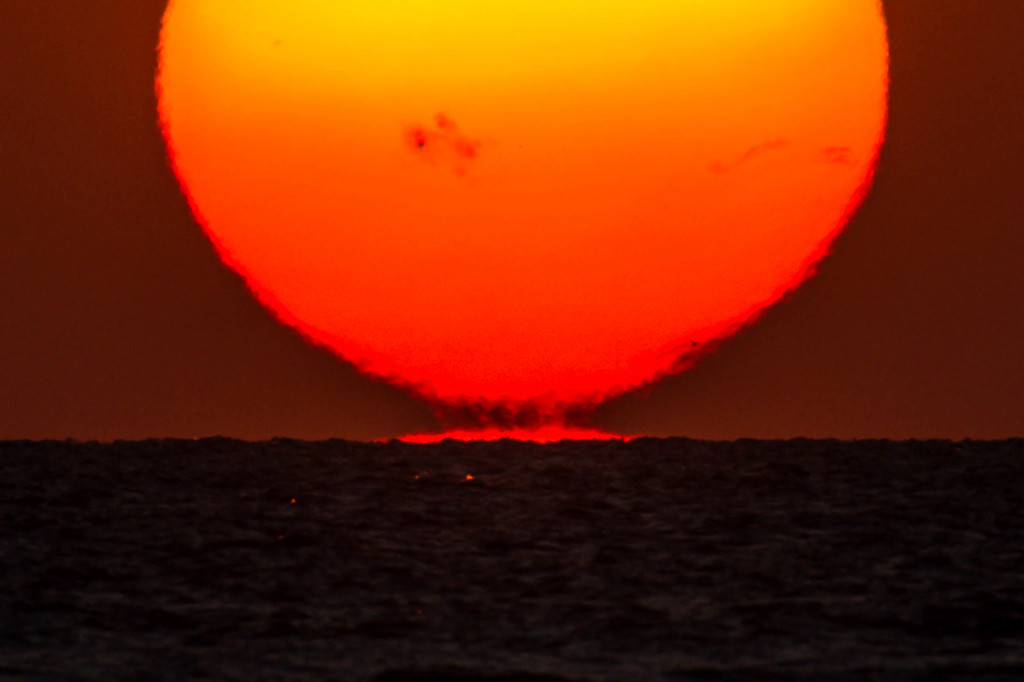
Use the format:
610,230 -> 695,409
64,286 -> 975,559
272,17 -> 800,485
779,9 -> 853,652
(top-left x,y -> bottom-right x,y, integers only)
2,437 -> 1022,681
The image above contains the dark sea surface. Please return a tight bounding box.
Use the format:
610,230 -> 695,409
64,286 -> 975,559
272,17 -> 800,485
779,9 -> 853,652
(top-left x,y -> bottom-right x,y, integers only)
2,438 -> 1023,681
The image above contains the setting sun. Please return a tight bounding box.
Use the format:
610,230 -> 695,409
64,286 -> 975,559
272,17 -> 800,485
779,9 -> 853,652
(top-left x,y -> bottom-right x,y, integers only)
157,0 -> 888,405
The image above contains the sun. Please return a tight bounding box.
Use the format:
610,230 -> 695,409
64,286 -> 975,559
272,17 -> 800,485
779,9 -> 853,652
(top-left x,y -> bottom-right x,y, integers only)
157,0 -> 888,407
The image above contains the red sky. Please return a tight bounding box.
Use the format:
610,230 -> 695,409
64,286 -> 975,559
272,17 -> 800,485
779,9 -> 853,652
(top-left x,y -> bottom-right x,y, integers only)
2,1 -> 1022,441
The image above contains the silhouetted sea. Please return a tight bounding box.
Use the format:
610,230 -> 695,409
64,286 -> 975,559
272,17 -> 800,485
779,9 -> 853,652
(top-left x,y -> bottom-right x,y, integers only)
2,437 -> 1023,681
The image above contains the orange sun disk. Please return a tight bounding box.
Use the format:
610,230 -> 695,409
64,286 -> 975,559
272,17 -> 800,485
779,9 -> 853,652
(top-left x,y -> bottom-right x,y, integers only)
157,1 -> 888,438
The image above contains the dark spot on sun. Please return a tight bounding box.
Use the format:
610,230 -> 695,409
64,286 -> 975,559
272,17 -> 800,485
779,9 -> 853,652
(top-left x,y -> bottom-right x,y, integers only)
822,146 -> 854,164
452,137 -> 479,159
404,113 -> 482,173
435,113 -> 455,131
407,126 -> 429,150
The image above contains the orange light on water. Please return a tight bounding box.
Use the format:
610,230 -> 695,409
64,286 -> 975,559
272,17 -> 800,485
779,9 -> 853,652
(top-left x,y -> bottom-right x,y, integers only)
158,1 -> 887,407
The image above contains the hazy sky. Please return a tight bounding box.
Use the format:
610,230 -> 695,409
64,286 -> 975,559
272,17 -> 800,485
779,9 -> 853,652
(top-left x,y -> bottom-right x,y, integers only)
2,1 -> 1022,441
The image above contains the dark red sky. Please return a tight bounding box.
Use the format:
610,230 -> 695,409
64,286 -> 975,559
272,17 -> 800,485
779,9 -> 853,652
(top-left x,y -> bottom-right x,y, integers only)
2,1 -> 1022,441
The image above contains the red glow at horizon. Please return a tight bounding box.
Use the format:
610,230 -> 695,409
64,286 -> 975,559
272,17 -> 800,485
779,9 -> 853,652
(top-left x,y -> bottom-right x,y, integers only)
399,426 -> 632,445
157,1 -> 889,416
